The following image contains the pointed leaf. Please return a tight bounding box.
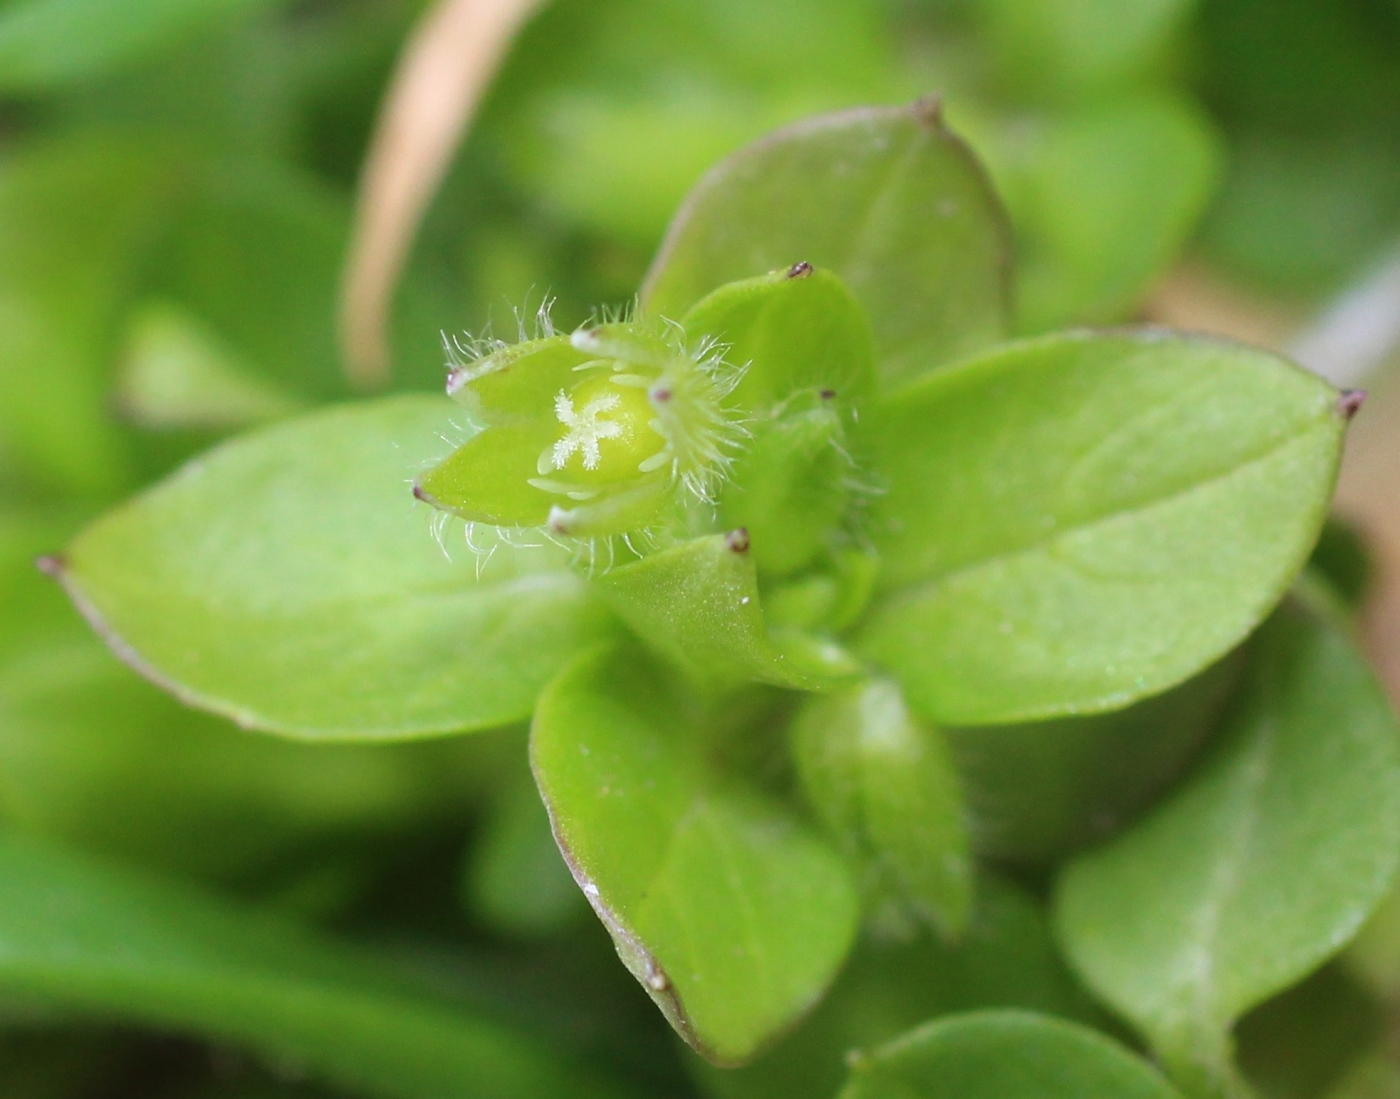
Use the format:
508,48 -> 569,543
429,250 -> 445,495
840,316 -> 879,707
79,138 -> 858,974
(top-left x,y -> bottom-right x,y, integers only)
593,533 -> 861,690
839,1011 -> 1185,1099
531,645 -> 860,1064
792,678 -> 972,937
679,266 -> 876,413
1055,595 -> 1400,1096
642,101 -> 1011,387
857,331 -> 1347,724
0,832 -> 627,1099
54,396 -> 615,739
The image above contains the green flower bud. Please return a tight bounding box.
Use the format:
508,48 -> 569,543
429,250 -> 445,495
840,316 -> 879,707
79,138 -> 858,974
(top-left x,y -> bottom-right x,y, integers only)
414,321 -> 744,541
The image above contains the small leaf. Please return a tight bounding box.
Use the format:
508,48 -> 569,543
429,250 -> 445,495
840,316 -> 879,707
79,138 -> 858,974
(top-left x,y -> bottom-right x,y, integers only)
679,266 -> 876,413
838,1010 -> 1185,1099
0,832 -> 628,1099
55,396 -> 615,739
592,533 -> 862,690
791,678 -> 972,938
857,330 -> 1347,725
691,877 -> 1098,1099
642,101 -> 1011,387
1055,595 -> 1400,1097
531,645 -> 860,1064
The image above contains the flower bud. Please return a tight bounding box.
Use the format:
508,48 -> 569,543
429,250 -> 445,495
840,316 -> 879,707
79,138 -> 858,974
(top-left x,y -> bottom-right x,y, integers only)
414,321 -> 744,540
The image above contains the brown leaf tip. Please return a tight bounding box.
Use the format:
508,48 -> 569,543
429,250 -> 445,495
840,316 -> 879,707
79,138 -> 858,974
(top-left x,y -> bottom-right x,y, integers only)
912,94 -> 944,127
786,261 -> 814,280
34,553 -> 66,578
820,388 -> 836,400
725,527 -> 750,554
411,483 -> 430,502
1337,389 -> 1367,419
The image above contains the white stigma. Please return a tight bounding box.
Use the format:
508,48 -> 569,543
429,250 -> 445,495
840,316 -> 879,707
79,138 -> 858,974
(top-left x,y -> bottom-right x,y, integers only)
552,389 -> 623,471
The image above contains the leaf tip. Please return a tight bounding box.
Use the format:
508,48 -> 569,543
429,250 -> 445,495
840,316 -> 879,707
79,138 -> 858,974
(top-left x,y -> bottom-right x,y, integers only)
786,260 -> 814,280
33,553 -> 65,578
1337,389 -> 1367,420
725,527 -> 751,554
911,93 -> 944,128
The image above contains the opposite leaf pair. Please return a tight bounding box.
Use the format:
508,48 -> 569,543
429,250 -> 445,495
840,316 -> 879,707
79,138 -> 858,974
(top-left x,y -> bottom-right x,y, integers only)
46,101 -> 1369,1087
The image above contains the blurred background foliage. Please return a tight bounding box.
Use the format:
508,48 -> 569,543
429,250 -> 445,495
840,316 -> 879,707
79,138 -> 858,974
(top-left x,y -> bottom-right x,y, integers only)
1,0 -> 1399,1095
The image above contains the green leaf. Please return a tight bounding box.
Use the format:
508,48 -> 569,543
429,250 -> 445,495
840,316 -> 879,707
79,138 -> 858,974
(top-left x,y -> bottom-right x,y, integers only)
999,96 -> 1221,333
113,300 -> 303,430
979,0 -> 1197,97
856,330 -> 1346,725
691,877 -> 1098,1099
531,644 -> 860,1064
0,831 -> 629,1099
54,396 -> 616,739
1055,595 -> 1400,1097
680,266 -> 877,413
642,101 -> 1011,387
1234,964 -> 1382,1099
948,652 -> 1241,862
0,624 -> 497,883
791,678 -> 972,938
592,533 -> 862,691
838,1010 -> 1185,1099
0,0 -> 275,92
464,768 -> 587,939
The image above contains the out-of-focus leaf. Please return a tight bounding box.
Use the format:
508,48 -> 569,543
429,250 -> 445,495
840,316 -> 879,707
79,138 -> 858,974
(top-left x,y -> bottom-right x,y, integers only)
1055,596 -> 1400,1096
838,1010 -> 1185,1099
1000,96 -> 1220,333
948,653 -> 1239,862
0,625 -> 497,883
1235,964 -> 1382,1099
1328,1058 -> 1400,1099
0,0 -> 276,92
113,301 -> 302,430
0,832 -> 630,1099
692,877 -> 1097,1099
464,770 -> 586,939
0,142 -> 169,498
978,0 -> 1197,97
55,396 -> 616,739
857,331 -> 1345,725
642,101 -> 1011,387
531,644 -> 860,1065
145,159 -> 351,402
791,678 -> 972,938
593,534 -> 861,691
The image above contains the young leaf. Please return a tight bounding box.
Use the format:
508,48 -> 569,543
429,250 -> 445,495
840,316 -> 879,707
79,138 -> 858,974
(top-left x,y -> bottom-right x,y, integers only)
531,645 -> 860,1065
679,266 -> 877,413
0,832 -> 629,1099
857,330 -> 1348,725
791,678 -> 972,938
838,1010 -> 1185,1099
53,396 -> 615,739
1055,595 -> 1400,1097
592,533 -> 861,691
691,878 -> 1099,1099
642,101 -> 1011,387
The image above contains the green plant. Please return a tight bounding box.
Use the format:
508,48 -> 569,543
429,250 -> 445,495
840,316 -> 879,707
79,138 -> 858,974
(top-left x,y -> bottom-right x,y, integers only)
35,96 -> 1400,1099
